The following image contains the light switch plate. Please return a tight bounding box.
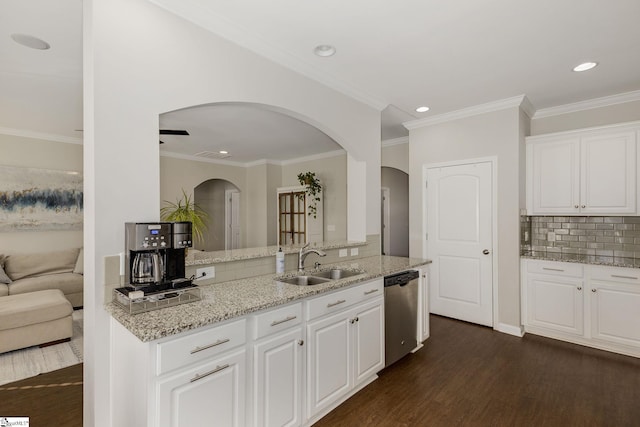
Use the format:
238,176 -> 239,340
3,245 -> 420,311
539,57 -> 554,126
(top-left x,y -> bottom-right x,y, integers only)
327,224 -> 336,232
350,248 -> 359,256
339,249 -> 348,257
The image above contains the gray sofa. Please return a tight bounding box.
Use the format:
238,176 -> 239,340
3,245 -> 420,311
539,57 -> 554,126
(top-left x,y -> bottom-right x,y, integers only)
0,248 -> 84,308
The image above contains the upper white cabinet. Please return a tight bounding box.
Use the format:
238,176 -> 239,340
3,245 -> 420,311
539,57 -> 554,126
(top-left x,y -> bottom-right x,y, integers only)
527,123 -> 639,215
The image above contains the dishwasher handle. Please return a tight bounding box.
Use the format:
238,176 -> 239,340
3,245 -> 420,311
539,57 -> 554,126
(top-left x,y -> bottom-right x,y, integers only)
384,270 -> 420,287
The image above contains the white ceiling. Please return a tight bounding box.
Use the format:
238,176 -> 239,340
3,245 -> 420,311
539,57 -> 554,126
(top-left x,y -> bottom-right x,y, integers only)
3,0 -> 640,160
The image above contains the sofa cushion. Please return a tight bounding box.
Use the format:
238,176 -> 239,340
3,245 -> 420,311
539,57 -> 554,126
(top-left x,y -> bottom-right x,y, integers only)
4,248 -> 80,281
9,272 -> 83,297
0,289 -> 72,331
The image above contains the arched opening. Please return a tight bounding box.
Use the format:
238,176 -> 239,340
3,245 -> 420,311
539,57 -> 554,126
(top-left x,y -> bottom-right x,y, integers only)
194,179 -> 241,251
381,166 -> 409,256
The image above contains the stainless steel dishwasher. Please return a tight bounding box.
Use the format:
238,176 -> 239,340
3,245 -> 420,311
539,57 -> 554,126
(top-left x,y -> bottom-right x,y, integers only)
384,270 -> 420,367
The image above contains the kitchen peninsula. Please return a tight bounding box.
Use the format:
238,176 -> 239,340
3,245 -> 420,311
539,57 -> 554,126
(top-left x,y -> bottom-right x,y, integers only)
107,241 -> 430,427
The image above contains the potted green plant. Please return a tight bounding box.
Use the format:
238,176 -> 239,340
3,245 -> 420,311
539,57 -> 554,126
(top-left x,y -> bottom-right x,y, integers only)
297,172 -> 322,218
160,189 -> 209,245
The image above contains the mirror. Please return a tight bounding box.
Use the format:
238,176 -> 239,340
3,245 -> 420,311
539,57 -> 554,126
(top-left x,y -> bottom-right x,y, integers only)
159,102 -> 348,250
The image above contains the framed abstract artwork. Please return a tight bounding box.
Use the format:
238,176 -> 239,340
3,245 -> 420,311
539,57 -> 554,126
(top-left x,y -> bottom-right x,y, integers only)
0,165 -> 83,231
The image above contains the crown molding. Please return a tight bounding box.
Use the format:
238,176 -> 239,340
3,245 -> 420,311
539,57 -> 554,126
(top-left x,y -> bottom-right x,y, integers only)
533,90 -> 640,119
0,127 -> 82,144
382,136 -> 409,147
403,95 -> 531,130
149,0 -> 388,111
160,148 -> 345,168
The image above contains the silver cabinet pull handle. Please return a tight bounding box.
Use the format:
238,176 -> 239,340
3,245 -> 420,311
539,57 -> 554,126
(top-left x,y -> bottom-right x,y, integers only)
364,289 -> 378,295
190,338 -> 230,354
327,299 -> 346,308
271,315 -> 297,327
190,364 -> 230,383
611,274 -> 638,280
542,267 -> 564,272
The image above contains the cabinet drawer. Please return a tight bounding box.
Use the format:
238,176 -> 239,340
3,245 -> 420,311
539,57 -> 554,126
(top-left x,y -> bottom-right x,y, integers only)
157,318 -> 246,375
252,302 -> 302,340
527,260 -> 584,278
306,279 -> 383,321
590,265 -> 640,285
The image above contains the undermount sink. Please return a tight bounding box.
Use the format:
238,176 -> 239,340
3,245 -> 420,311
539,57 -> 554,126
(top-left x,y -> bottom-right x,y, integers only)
311,269 -> 364,280
277,275 -> 332,286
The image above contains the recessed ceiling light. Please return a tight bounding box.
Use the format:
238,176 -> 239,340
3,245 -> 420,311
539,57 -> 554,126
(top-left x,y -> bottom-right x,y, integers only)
219,150 -> 228,154
415,106 -> 430,113
313,45 -> 336,57
572,62 -> 598,72
11,33 -> 50,50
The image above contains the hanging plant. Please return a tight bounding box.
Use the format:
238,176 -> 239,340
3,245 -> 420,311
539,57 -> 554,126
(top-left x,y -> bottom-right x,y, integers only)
160,189 -> 209,245
297,172 -> 322,218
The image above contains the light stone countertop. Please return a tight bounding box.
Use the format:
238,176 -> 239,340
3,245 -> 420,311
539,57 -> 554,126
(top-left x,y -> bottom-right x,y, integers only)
521,251 -> 640,269
106,255 -> 431,342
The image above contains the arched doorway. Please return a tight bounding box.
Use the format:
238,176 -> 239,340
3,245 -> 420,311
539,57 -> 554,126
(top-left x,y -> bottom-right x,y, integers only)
194,179 -> 241,251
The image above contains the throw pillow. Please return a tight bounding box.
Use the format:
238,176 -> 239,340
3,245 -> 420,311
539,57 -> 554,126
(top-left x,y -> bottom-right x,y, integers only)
0,256 -> 11,284
73,248 -> 84,275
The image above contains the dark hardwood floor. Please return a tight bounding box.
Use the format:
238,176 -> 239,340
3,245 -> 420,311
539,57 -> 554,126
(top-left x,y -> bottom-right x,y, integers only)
0,363 -> 82,426
315,315 -> 640,427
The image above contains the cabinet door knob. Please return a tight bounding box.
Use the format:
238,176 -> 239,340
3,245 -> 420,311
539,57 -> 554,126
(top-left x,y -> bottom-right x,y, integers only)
482,249 -> 490,255
592,289 -> 597,293
298,340 -> 304,346
574,205 -> 579,208
581,205 -> 586,208
577,286 -> 582,291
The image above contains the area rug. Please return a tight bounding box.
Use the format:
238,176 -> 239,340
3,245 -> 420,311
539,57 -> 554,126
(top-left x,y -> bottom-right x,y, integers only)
0,309 -> 83,386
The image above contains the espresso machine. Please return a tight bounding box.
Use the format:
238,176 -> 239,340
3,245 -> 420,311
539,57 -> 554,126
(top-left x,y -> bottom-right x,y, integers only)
124,222 -> 193,290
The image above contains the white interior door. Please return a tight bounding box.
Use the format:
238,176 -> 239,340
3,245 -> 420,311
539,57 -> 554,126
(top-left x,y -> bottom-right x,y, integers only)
226,190 -> 240,250
426,161 -> 494,326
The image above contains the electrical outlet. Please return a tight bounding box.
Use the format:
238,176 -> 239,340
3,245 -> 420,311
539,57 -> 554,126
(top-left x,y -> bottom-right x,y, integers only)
196,266 -> 215,280
339,249 -> 348,257
350,248 -> 359,256
327,224 -> 336,232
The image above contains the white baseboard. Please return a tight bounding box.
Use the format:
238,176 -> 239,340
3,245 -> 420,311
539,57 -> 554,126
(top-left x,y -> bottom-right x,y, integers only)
495,323 -> 524,337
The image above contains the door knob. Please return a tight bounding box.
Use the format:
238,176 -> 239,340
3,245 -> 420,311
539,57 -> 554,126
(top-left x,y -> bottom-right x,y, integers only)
482,249 -> 490,255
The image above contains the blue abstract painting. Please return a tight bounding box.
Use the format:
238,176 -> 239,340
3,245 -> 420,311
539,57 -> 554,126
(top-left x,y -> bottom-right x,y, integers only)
0,166 -> 83,231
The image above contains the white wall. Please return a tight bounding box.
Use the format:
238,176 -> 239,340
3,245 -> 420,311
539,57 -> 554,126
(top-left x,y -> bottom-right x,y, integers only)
408,107 -> 525,329
381,140 -> 409,174
85,1 -> 380,425
531,100 -> 640,135
0,133 -> 83,254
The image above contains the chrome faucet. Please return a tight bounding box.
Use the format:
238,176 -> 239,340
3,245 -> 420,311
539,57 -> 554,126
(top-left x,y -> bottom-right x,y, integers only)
298,243 -> 326,272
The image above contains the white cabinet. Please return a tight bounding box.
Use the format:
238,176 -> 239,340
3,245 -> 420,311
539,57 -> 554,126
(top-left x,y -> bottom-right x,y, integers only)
524,262 -> 584,336
157,349 -> 246,427
305,280 -> 384,420
526,125 -> 638,215
251,303 -> 304,427
521,259 -> 640,357
588,267 -> 640,349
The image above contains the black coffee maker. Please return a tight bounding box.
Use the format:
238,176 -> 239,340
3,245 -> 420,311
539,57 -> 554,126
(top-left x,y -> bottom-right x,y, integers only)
124,222 -> 192,291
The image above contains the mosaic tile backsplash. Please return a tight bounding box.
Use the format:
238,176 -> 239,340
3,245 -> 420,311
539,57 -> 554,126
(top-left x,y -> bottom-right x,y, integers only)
521,216 -> 640,266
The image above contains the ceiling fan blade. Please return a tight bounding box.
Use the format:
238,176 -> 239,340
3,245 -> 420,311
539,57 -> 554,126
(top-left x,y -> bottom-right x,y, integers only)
159,129 -> 189,135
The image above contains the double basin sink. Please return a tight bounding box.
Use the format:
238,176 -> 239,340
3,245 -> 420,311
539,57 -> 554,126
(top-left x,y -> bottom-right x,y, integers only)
276,269 -> 364,286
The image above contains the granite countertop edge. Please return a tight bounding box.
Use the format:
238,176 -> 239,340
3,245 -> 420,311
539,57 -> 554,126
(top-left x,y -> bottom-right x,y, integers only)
521,253 -> 640,269
106,255 -> 431,342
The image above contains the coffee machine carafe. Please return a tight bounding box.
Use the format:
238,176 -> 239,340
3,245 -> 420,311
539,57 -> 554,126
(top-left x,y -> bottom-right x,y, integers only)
125,222 -> 191,290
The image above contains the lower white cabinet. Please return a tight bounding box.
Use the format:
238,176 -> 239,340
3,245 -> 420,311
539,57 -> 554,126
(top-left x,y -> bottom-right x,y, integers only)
521,259 -> 640,357
110,277 -> 387,427
156,349 -> 246,427
306,295 -> 384,420
252,327 -> 304,427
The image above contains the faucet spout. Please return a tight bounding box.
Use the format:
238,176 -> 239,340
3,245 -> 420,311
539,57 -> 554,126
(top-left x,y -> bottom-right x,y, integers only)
298,243 -> 326,272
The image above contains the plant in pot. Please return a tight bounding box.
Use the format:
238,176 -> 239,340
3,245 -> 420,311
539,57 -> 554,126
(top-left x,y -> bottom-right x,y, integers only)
297,172 -> 322,218
160,189 -> 209,247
